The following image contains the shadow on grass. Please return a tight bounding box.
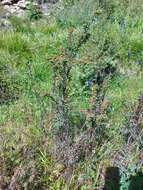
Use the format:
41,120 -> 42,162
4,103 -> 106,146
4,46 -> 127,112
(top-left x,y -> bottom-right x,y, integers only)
103,167 -> 120,190
128,172 -> 143,190
103,167 -> 143,190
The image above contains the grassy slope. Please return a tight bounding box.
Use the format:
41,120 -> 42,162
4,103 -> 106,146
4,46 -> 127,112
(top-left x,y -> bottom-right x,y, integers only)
0,1 -> 143,189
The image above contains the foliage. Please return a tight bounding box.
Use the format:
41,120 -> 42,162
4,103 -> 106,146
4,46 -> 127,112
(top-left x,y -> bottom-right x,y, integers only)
0,0 -> 143,189
27,3 -> 43,21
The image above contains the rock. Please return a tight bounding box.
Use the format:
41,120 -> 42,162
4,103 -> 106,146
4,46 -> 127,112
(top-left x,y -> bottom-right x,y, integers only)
0,18 -> 11,26
0,0 -> 58,18
3,5 -> 10,10
17,8 -> 25,16
11,0 -> 19,4
1,0 -> 12,5
3,1 -> 26,16
17,0 -> 26,9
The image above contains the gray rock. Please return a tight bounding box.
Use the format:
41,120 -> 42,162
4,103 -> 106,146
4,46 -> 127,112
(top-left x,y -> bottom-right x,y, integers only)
1,0 -> 12,5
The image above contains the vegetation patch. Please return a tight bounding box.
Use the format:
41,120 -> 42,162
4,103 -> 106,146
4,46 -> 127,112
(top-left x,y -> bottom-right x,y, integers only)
0,0 -> 143,189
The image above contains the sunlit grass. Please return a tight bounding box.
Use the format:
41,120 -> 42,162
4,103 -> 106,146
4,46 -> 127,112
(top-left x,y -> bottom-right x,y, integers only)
1,1 -> 143,189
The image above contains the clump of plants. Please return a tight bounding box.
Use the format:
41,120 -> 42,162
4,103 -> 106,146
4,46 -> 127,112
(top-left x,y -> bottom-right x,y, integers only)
27,3 -> 43,20
0,0 -> 143,189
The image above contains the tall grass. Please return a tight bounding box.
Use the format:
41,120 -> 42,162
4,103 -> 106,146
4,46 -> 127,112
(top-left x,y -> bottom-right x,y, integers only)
0,0 -> 143,189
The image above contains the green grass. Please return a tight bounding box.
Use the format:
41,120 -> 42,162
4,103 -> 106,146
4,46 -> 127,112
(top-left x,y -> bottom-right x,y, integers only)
0,1 -> 143,189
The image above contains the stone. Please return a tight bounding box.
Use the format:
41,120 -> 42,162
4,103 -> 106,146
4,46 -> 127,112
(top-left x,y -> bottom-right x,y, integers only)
1,0 -> 12,5
1,0 -> 58,17
3,5 -> 10,10
11,0 -> 19,4
17,0 -> 26,9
